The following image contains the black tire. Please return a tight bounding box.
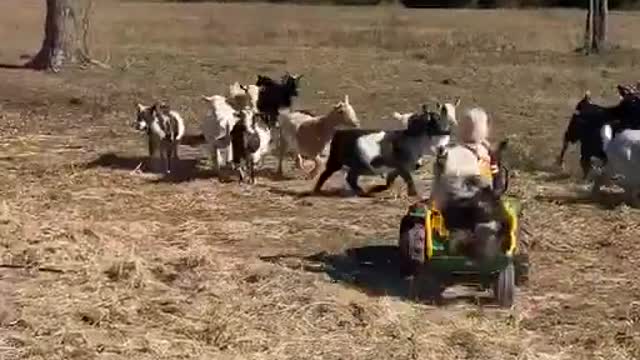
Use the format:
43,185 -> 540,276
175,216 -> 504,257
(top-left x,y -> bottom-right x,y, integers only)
414,269 -> 444,304
398,216 -> 421,276
495,262 -> 515,308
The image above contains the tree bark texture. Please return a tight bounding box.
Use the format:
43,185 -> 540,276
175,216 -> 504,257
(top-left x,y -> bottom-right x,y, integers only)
26,0 -> 82,71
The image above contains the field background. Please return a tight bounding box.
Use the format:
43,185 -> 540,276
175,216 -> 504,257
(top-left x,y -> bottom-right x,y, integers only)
1,0 -> 640,359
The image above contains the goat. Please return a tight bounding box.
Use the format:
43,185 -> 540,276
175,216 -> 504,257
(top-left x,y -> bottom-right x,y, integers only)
255,72 -> 303,128
392,98 -> 460,128
556,90 -> 632,179
589,124 -> 640,208
228,81 -> 259,111
392,99 -> 460,168
134,102 -> 185,174
277,95 -> 360,179
200,94 -> 241,175
230,108 -> 272,184
313,107 -> 452,197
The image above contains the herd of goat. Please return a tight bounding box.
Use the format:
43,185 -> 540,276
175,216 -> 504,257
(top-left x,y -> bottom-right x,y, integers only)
133,73 -> 640,206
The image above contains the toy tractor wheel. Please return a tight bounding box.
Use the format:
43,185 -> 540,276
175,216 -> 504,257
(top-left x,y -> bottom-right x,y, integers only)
494,262 -> 515,308
398,216 -> 422,276
411,268 -> 444,305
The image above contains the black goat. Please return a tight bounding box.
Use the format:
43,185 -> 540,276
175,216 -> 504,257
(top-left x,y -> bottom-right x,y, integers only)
556,91 -> 625,178
313,108 -> 452,197
255,72 -> 303,128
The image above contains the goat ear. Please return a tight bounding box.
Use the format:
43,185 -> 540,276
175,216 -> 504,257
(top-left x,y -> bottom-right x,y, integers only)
201,95 -> 214,103
454,97 -> 461,107
421,104 -> 429,113
344,95 -> 349,104
583,90 -> 591,101
135,103 -> 145,112
240,84 -> 249,92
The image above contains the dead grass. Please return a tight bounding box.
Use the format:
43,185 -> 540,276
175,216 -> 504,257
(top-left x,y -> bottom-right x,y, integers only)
1,1 -> 640,359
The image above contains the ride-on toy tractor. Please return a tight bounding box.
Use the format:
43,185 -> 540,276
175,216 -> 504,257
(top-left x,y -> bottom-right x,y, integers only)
398,193 -> 529,308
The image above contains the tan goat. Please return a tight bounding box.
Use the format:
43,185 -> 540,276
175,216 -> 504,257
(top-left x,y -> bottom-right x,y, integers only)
277,95 -> 360,178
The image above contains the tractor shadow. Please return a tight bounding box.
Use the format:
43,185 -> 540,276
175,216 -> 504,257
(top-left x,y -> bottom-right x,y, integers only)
260,245 -> 495,306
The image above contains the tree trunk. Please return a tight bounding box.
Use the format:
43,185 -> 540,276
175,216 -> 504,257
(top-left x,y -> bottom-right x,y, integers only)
595,0 -> 608,51
26,0 -> 83,71
585,0 -> 608,54
584,0 -> 594,53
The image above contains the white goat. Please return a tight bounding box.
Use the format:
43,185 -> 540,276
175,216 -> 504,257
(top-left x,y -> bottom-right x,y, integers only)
228,81 -> 259,111
200,94 -> 241,175
134,102 -> 186,174
277,95 -> 360,178
590,124 -> 640,207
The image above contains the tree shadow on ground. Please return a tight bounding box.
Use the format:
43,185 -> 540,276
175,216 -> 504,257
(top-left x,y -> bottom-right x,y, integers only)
260,245 -> 495,306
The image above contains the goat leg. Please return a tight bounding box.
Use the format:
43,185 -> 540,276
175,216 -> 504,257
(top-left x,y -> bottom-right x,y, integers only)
249,159 -> 256,185
313,166 -> 338,194
368,170 -> 399,194
165,145 -> 172,175
397,168 -> 418,197
277,127 -> 285,176
237,163 -> 245,183
159,144 -> 169,174
211,146 -> 221,175
346,169 -> 366,197
306,156 -> 323,180
580,157 -> 592,180
556,138 -> 568,169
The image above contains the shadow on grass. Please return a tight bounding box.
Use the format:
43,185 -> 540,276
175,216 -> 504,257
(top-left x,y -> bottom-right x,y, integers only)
84,152 -> 208,183
534,190 -> 628,209
260,245 -> 494,306
180,134 -> 206,147
0,63 -> 26,70
84,152 -> 300,184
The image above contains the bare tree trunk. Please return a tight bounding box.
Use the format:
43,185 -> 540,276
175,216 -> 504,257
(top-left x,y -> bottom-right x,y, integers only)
25,0 -> 99,71
584,0 -> 594,53
585,0 -> 609,54
595,0 -> 608,51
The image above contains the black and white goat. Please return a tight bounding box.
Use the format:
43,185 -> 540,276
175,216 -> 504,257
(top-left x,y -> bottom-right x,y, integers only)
255,72 -> 303,128
589,123 -> 640,207
134,102 -> 185,174
557,88 -> 640,178
313,107 -> 452,197
230,108 -> 272,184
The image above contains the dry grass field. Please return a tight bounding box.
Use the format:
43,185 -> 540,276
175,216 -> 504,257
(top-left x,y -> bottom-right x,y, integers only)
1,1 -> 640,359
